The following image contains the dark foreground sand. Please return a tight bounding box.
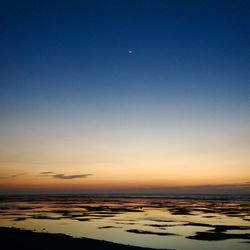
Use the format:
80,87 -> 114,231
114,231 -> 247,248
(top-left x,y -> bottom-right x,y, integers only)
0,227 -> 171,250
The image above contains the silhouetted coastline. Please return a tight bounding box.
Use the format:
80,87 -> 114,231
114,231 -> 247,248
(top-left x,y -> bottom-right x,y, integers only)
0,227 -> 172,250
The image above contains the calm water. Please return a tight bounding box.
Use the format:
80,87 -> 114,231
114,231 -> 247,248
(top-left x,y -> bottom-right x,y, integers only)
0,196 -> 249,250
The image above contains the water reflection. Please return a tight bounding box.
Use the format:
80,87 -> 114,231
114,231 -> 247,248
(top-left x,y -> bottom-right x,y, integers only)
0,197 -> 249,250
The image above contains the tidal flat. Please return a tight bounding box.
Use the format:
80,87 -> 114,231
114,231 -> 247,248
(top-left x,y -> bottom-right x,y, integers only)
0,196 -> 249,250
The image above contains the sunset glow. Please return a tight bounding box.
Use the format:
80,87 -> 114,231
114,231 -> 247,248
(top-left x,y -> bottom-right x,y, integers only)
0,0 -> 249,194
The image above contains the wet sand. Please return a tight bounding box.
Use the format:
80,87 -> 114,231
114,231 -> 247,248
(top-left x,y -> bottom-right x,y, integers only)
0,196 -> 249,249
0,227 -> 172,250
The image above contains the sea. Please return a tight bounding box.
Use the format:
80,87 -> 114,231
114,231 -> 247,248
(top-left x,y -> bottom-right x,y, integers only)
0,194 -> 249,250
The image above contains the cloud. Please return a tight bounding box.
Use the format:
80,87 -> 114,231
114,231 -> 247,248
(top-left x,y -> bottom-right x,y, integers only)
11,172 -> 27,178
38,172 -> 92,180
53,174 -> 92,180
40,171 -> 54,175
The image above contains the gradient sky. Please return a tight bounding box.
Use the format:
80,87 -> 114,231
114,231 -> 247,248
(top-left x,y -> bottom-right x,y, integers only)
0,0 -> 249,194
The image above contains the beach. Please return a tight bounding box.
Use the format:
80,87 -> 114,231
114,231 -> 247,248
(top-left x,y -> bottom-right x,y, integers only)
0,226 -> 171,250
0,196 -> 249,250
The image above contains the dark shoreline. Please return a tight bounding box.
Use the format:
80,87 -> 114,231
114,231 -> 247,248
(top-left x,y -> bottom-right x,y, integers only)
0,227 -> 171,250
1,194 -> 249,202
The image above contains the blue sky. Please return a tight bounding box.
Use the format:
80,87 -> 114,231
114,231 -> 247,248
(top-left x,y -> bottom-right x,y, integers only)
0,0 -> 249,193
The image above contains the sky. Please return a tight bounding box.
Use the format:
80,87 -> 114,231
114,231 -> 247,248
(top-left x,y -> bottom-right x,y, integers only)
0,0 -> 249,194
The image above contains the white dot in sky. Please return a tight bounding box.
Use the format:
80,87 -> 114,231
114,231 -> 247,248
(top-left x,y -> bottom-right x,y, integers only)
128,50 -> 133,54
